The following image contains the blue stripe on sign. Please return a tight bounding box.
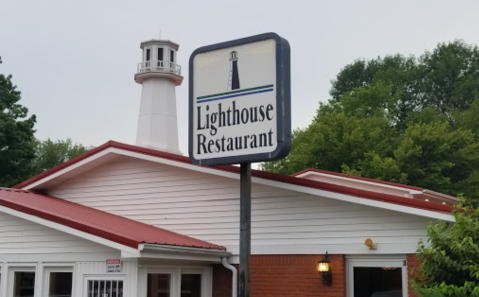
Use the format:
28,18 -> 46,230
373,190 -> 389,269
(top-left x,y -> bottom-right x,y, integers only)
197,88 -> 273,103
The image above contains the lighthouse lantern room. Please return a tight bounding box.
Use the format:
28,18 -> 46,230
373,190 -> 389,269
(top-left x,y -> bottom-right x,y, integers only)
134,39 -> 183,154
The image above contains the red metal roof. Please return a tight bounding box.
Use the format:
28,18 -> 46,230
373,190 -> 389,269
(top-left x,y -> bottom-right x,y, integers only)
0,187 -> 226,250
14,141 -> 453,214
291,168 -> 424,191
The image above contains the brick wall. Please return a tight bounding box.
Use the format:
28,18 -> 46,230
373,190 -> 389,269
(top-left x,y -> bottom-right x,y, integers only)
212,264 -> 234,297
407,254 -> 420,297
213,254 -> 346,297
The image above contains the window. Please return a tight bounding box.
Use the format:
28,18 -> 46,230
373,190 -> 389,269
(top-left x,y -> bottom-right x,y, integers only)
148,274 -> 170,297
13,271 -> 35,297
87,279 -> 123,297
46,269 -> 73,297
170,50 -> 174,63
145,267 -> 210,297
180,274 -> 201,297
146,49 -> 151,61
158,48 -> 164,61
354,267 -> 402,297
347,257 -> 407,297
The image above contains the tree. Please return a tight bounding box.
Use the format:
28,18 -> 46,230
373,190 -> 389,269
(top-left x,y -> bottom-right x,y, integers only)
329,40 -> 479,124
30,138 -> 92,176
411,198 -> 479,297
0,56 -> 37,187
262,40 -> 479,203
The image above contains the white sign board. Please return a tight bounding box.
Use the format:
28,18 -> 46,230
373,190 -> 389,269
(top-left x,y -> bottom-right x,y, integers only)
106,259 -> 121,273
189,33 -> 291,165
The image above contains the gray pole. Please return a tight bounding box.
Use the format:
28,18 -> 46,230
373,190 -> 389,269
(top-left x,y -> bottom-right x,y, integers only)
239,162 -> 251,297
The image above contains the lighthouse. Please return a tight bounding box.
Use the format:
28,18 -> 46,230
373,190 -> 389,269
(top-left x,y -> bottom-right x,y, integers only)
228,51 -> 240,91
134,39 -> 183,154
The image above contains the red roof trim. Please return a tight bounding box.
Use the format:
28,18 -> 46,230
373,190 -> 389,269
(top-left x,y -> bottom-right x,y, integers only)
14,141 -> 452,214
214,166 -> 452,214
291,168 -> 424,191
14,141 -> 192,189
0,188 -> 225,250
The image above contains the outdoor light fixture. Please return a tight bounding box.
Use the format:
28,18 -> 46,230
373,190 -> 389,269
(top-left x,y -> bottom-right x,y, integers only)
317,252 -> 333,286
365,238 -> 377,250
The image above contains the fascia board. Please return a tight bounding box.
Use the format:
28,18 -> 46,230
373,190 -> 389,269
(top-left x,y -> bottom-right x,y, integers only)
113,149 -> 456,222
23,148 -> 116,190
0,205 -> 140,256
255,177 -> 456,222
22,147 -> 455,223
296,171 -> 423,195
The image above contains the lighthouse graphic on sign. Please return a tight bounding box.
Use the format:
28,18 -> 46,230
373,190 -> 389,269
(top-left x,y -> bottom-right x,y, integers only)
228,51 -> 240,91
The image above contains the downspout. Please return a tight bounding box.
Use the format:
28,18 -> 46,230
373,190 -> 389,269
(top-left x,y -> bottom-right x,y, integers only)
222,257 -> 237,297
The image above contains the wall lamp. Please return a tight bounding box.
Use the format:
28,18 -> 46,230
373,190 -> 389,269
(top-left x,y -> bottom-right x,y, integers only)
317,252 -> 333,286
365,238 -> 377,250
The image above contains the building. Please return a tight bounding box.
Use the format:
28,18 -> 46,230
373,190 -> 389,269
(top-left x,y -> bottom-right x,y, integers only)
0,38 -> 457,297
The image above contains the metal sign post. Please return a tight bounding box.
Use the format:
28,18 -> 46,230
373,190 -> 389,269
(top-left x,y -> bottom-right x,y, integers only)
189,32 -> 290,297
239,162 -> 251,297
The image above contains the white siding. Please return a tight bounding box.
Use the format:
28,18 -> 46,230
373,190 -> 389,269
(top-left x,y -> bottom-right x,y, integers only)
48,156 -> 433,255
74,260 -> 137,297
0,211 -> 115,254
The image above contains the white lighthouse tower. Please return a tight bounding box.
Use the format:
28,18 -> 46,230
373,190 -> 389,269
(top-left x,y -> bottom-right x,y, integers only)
134,39 -> 183,154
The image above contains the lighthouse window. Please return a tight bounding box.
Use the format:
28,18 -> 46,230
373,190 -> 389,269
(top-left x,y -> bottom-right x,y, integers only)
170,50 -> 174,63
146,49 -> 151,61
158,48 -> 164,61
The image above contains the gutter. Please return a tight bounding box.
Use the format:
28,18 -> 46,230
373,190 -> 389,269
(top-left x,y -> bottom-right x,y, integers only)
138,243 -> 231,257
222,257 -> 238,297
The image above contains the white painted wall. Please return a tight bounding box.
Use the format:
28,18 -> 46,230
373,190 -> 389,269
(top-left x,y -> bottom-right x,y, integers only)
48,156 -> 433,256
74,260 -> 137,297
0,211 -> 115,254
0,211 -> 143,297
136,75 -> 180,154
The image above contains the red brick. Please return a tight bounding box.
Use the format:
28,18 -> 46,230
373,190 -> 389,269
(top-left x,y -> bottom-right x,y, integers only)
213,254 -> 346,297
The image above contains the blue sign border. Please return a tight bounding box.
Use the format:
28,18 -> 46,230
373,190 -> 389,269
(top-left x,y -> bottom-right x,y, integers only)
188,32 -> 291,166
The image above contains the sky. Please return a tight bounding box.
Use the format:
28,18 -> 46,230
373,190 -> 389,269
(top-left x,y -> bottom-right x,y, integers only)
1,0 -> 478,156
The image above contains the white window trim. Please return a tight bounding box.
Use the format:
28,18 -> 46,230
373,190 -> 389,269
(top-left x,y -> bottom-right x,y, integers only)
43,266 -> 74,297
346,256 -> 407,297
142,265 -> 212,297
8,266 -> 37,297
181,267 -> 212,297
83,275 -> 126,297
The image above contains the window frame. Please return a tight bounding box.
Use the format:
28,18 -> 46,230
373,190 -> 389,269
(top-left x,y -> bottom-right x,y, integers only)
346,256 -> 408,297
144,266 -> 212,297
146,48 -> 151,61
158,48 -> 164,61
8,266 -> 37,297
83,275 -> 125,297
43,266 -> 74,297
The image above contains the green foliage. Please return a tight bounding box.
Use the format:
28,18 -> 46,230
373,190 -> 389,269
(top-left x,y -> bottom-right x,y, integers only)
262,40 -> 479,203
30,138 -> 92,177
330,40 -> 479,117
0,57 -> 92,186
412,198 -> 479,297
0,56 -> 36,187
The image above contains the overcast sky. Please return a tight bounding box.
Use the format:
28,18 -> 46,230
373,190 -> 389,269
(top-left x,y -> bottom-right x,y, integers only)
1,0 -> 478,155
